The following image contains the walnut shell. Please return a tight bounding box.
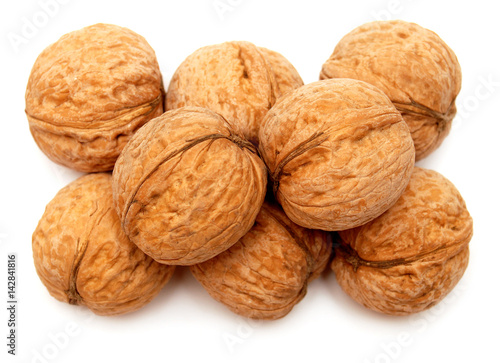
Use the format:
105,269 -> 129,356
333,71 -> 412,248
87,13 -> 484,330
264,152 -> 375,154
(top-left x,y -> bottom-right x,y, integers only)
112,107 -> 267,266
320,20 -> 461,160
331,167 -> 473,315
190,202 -> 332,320
258,78 -> 415,231
166,41 -> 303,146
32,173 -> 175,316
25,23 -> 164,172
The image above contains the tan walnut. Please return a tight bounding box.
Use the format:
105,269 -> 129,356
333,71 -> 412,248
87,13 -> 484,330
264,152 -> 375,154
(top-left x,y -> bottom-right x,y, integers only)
190,202 -> 332,320
32,173 -> 175,316
320,20 -> 461,160
112,107 -> 267,266
258,78 -> 415,231
25,23 -> 164,172
331,167 -> 473,315
166,41 -> 303,146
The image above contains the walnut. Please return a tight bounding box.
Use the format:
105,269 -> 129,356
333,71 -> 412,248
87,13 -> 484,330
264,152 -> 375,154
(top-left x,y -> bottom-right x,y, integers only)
258,78 -> 415,231
166,41 -> 303,146
190,202 -> 332,320
32,173 -> 175,316
331,167 -> 473,315
320,20 -> 461,160
112,107 -> 267,266
25,23 -> 164,172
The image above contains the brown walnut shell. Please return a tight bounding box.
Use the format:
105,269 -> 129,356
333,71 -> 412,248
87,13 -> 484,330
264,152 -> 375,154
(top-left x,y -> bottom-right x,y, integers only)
166,41 -> 303,146
32,173 -> 175,316
25,23 -> 164,172
331,167 -> 473,315
112,107 -> 267,266
258,78 -> 415,231
320,20 -> 461,160
190,202 -> 332,320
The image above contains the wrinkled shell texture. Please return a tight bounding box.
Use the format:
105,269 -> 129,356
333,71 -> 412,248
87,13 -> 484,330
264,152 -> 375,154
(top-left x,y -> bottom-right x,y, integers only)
259,79 -> 415,231
25,23 -> 164,172
320,20 -> 461,160
32,173 -> 175,316
166,41 -> 303,146
331,167 -> 472,315
191,202 -> 332,320
113,107 -> 267,266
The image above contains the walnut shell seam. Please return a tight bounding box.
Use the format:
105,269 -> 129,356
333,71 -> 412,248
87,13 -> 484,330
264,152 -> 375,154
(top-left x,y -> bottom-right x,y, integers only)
392,98 -> 457,134
121,130 -> 257,229
264,205 -> 317,280
334,229 -> 472,272
266,108 -> 405,197
66,204 -> 110,305
269,131 -> 329,196
27,94 -> 162,136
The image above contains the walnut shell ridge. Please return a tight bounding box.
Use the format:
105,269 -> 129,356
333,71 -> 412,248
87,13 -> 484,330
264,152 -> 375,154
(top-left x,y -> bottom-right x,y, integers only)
25,23 -> 164,172
320,20 -> 461,160
112,107 -> 267,266
166,41 -> 303,146
331,167 -> 473,315
258,78 -> 415,231
32,173 -> 175,316
190,202 -> 332,320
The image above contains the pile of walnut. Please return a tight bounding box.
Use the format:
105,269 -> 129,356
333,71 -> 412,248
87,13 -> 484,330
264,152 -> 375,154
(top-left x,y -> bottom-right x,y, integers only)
27,21 -> 472,319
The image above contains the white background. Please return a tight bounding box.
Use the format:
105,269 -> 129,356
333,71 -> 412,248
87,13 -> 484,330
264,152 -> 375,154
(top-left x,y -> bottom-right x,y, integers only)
1,0 -> 499,362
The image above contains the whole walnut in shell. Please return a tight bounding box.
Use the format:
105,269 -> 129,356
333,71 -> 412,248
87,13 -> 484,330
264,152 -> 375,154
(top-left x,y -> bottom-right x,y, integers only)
258,78 -> 415,231
166,41 -> 303,146
25,23 -> 164,172
32,173 -> 175,316
331,167 -> 473,315
190,202 -> 332,320
320,20 -> 461,160
112,107 -> 267,266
